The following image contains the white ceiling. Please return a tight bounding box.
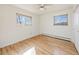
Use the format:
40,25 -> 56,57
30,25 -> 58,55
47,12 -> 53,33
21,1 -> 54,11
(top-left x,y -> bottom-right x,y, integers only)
13,4 -> 74,15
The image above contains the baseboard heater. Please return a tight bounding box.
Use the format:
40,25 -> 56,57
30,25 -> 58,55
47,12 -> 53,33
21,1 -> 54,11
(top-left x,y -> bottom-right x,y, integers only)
42,33 -> 71,42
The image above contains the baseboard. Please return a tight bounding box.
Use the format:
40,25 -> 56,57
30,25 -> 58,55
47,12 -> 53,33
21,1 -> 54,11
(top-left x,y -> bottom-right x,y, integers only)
42,33 -> 71,42
0,34 -> 40,48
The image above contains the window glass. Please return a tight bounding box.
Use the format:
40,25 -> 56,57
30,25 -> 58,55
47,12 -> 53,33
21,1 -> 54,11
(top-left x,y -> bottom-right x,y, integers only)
16,14 -> 32,25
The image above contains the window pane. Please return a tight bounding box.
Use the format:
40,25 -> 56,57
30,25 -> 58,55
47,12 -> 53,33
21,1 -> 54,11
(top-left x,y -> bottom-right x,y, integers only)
21,16 -> 26,24
16,14 -> 32,25
54,14 -> 68,25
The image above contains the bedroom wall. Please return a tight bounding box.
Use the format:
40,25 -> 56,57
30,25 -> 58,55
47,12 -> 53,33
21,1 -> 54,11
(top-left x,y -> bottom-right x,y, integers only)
40,8 -> 73,41
0,5 -> 40,47
72,5 -> 79,52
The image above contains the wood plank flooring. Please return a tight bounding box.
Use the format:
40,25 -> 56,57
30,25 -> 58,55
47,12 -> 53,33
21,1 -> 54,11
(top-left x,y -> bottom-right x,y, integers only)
0,35 -> 78,55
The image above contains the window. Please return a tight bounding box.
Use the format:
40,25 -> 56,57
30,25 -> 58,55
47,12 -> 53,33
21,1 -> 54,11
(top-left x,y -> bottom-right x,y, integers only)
54,14 -> 68,25
16,13 -> 32,25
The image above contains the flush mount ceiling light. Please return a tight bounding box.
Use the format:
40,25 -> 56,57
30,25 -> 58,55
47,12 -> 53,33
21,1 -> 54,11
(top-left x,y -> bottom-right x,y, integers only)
39,4 -> 52,11
39,4 -> 45,11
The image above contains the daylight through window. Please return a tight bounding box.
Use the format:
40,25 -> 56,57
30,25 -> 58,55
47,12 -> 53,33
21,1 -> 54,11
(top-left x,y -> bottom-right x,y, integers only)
16,13 -> 32,25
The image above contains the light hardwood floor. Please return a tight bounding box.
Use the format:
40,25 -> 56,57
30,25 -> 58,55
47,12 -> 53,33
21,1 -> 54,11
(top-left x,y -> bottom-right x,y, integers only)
0,35 -> 78,55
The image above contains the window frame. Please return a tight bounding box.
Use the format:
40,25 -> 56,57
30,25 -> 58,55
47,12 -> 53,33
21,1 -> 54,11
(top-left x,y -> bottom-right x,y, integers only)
54,14 -> 68,26
16,13 -> 32,25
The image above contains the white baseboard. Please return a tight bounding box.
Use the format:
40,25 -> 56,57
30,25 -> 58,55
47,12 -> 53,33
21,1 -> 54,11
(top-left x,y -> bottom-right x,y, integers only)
0,34 -> 40,48
42,33 -> 71,42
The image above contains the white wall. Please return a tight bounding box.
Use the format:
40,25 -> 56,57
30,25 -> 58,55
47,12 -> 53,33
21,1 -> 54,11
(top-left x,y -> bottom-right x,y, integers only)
73,6 -> 79,52
40,9 -> 73,41
0,5 -> 40,48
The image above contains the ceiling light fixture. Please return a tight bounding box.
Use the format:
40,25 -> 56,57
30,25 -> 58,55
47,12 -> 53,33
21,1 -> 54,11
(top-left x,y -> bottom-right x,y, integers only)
40,4 -> 45,11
